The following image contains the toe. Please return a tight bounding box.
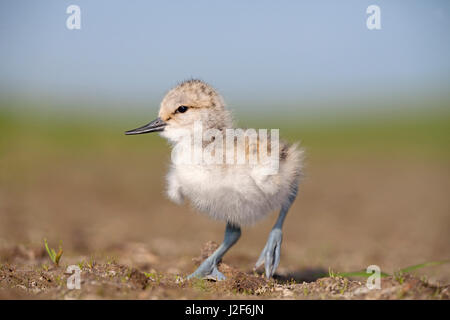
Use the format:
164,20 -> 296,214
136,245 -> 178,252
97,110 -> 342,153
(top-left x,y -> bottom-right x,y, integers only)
256,229 -> 283,278
265,247 -> 274,278
254,246 -> 267,269
187,264 -> 226,281
273,243 -> 281,273
208,266 -> 226,281
187,271 -> 201,280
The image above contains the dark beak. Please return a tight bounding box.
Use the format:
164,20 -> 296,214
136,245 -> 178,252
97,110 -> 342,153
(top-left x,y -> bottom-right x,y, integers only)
125,117 -> 166,135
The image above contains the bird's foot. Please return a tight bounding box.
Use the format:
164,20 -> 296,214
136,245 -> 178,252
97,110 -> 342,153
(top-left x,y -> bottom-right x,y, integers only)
187,258 -> 226,281
254,228 -> 282,278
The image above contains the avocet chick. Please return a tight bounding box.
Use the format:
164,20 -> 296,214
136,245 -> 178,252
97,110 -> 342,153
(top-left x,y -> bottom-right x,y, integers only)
125,79 -> 303,280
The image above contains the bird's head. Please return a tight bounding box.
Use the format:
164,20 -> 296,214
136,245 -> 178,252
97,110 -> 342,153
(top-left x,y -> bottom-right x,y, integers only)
125,79 -> 232,143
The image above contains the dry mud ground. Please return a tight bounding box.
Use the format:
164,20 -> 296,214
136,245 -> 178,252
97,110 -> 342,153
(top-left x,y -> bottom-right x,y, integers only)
0,152 -> 449,299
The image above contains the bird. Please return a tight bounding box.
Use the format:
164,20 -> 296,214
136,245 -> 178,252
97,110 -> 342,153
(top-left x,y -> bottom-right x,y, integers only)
125,79 -> 304,280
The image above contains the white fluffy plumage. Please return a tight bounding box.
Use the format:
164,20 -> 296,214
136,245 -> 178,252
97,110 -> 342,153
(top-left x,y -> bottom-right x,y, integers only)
158,80 -> 304,226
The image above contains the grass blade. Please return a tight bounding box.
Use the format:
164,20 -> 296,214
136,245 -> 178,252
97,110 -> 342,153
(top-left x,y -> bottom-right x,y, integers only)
337,259 -> 450,279
398,260 -> 450,274
337,270 -> 390,278
44,238 -> 55,262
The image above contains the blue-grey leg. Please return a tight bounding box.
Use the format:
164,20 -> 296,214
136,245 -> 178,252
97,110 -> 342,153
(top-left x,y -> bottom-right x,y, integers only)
255,185 -> 298,278
187,222 -> 241,281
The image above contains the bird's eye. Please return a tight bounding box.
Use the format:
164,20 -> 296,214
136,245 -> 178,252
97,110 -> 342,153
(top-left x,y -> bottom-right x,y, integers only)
176,106 -> 188,113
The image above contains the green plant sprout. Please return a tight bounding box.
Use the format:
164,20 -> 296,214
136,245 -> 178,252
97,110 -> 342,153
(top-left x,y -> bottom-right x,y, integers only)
44,238 -> 63,266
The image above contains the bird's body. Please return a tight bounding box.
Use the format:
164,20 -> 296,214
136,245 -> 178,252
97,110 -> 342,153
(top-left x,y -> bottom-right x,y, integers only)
126,79 -> 304,279
167,141 -> 302,226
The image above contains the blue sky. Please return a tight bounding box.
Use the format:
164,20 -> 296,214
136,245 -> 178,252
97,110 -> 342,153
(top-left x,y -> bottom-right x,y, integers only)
0,0 -> 449,113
